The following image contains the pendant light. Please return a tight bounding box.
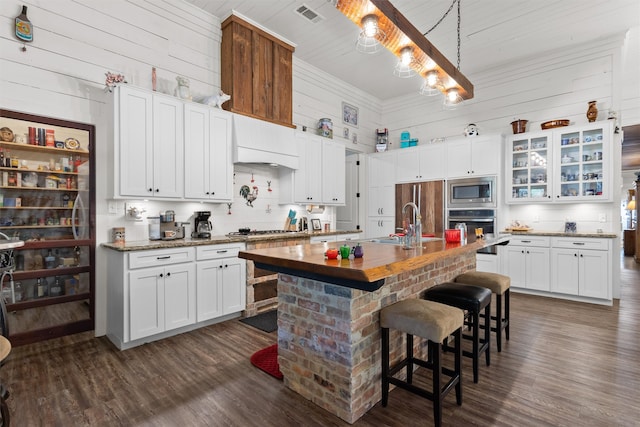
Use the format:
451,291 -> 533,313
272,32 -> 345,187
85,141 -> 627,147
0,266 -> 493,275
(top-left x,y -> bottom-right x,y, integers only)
356,14 -> 386,54
419,70 -> 442,96
443,87 -> 463,110
393,46 -> 418,78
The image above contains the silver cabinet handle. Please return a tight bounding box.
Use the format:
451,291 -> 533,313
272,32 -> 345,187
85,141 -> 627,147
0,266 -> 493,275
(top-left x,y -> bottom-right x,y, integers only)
157,256 -> 171,260
572,242 -> 586,245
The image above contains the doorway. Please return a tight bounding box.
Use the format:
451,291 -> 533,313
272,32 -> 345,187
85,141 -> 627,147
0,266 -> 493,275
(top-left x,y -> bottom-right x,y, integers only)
336,151 -> 361,231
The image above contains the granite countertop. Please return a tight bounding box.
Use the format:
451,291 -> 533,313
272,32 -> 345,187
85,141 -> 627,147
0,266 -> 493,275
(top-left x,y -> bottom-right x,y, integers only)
503,230 -> 617,238
101,230 -> 362,252
238,234 -> 510,291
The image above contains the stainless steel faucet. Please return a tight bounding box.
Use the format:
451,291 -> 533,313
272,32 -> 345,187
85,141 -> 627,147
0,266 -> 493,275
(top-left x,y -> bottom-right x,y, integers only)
402,202 -> 422,249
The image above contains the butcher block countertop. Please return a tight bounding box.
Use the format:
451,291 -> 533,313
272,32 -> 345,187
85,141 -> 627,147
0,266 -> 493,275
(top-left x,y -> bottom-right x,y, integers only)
239,234 -> 510,291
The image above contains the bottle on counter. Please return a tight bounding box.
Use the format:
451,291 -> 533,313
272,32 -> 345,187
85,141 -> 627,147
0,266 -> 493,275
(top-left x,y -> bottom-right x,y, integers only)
36,278 -> 48,298
45,250 -> 56,269
50,276 -> 63,297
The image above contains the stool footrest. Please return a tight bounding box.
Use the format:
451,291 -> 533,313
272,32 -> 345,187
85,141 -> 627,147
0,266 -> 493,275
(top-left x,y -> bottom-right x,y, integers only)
387,360 -> 460,401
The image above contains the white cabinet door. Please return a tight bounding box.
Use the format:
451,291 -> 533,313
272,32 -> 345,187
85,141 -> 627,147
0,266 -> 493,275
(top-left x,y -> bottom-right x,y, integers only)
445,139 -> 473,178
551,248 -> 580,294
164,263 -> 196,331
294,135 -> 322,203
446,136 -> 501,178
196,260 -> 223,322
184,103 -> 210,199
184,106 -> 233,201
526,247 -> 550,291
322,139 -> 346,204
118,87 -> 153,197
503,245 -> 549,290
116,86 -> 183,199
503,246 -> 527,288
366,217 -> 396,238
395,148 -> 421,182
209,109 -> 233,201
152,95 -> 184,198
579,250 -> 609,299
129,267 -> 164,341
222,257 -> 246,314
420,143 -> 446,180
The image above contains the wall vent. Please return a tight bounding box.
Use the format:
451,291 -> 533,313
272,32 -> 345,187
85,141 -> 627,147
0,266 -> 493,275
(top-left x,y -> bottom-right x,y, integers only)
295,4 -> 325,23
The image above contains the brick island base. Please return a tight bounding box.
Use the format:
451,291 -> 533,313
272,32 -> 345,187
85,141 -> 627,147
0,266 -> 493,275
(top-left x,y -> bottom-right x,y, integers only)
276,250 -> 475,424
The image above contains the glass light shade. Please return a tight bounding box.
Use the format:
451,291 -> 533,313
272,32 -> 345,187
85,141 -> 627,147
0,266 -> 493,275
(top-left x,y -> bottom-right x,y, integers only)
393,46 -> 417,78
628,200 -> 636,210
443,87 -> 463,109
356,14 -> 386,54
419,70 -> 441,96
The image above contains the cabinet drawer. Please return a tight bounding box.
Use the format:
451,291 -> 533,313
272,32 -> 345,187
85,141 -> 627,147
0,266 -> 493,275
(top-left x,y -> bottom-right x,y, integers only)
508,236 -> 550,247
310,235 -> 337,244
551,237 -> 611,251
196,243 -> 245,260
129,247 -> 195,269
335,233 -> 361,242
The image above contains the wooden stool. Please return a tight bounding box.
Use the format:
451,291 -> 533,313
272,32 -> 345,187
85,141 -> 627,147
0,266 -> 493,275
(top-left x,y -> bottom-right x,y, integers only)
455,271 -> 510,352
381,299 -> 464,427
424,283 -> 491,383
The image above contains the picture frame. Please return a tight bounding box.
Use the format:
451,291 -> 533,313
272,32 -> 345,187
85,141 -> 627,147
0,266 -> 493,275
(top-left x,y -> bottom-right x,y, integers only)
342,102 -> 359,127
343,127 -> 349,138
311,218 -> 322,231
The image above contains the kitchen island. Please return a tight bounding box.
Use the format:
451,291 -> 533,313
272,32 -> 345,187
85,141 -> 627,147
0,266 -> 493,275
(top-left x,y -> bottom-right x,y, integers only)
239,236 -> 508,423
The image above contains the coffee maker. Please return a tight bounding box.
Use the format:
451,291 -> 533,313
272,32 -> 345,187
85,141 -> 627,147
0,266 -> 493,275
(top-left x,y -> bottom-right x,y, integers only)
193,211 -> 212,239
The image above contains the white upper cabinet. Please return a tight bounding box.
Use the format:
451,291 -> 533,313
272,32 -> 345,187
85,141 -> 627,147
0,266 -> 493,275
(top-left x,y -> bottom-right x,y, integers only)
506,121 -> 612,204
322,139 -> 346,204
115,86 -> 183,199
184,104 -> 233,202
446,135 -> 502,179
396,143 -> 446,183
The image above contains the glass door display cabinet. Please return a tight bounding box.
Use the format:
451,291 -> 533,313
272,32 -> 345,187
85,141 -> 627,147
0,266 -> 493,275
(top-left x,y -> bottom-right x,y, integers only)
553,123 -> 610,201
507,133 -> 551,202
0,109 -> 95,346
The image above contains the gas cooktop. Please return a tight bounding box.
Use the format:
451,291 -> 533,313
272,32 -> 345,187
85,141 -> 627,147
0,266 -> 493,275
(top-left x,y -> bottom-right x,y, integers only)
227,229 -> 298,236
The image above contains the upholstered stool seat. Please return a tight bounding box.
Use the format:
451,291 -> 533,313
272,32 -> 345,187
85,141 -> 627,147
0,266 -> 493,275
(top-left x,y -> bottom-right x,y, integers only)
455,271 -> 511,352
381,299 -> 464,427
424,283 -> 492,383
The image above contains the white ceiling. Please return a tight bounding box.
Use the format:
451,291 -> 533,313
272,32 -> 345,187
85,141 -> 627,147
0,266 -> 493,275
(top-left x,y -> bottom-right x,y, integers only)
184,0 -> 640,100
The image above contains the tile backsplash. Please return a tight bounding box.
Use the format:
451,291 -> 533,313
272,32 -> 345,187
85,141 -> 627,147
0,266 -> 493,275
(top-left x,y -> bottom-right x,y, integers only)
102,164 -> 334,242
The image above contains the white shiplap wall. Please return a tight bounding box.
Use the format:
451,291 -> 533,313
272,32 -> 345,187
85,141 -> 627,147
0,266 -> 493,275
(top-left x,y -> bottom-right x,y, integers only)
0,0 -> 380,336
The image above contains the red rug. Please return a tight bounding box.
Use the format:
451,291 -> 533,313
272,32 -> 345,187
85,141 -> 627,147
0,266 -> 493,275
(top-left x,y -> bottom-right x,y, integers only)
250,344 -> 283,380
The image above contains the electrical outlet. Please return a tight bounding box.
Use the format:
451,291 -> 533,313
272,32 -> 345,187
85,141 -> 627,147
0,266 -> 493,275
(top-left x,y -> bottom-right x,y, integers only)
598,213 -> 606,222
108,201 -> 118,215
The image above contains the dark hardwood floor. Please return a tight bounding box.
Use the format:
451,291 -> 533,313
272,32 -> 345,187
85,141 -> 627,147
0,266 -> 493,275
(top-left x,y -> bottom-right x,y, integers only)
4,254 -> 639,426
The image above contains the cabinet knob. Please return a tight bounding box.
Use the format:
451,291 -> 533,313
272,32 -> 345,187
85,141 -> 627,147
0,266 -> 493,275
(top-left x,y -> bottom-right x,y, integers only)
159,273 -> 163,278
224,264 -> 228,268
167,272 -> 171,277
148,188 -> 153,192
521,250 -> 525,254
574,253 -> 578,257
205,192 -> 210,195
155,188 -> 159,192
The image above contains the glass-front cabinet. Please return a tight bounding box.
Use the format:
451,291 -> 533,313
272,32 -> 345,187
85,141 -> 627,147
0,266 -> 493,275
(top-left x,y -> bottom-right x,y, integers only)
0,109 -> 95,346
554,125 -> 609,201
506,121 -> 612,204
508,133 -> 551,201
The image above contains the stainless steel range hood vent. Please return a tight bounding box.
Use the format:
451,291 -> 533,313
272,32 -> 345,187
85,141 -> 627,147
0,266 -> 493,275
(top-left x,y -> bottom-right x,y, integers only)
232,114 -> 299,169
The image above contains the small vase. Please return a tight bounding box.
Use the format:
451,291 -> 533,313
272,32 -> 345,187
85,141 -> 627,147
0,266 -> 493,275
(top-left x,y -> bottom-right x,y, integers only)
586,101 -> 598,122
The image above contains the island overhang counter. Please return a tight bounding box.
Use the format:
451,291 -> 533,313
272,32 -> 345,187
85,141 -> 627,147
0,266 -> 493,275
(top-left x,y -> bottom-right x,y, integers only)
239,236 -> 508,423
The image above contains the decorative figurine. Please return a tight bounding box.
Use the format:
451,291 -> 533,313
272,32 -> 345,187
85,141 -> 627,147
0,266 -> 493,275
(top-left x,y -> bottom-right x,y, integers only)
202,90 -> 231,108
464,123 -> 479,137
174,76 -> 192,101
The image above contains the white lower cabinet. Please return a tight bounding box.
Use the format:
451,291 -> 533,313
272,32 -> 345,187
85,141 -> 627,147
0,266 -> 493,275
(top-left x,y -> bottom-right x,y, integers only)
196,243 -> 246,322
502,236 -> 550,291
550,237 -> 610,299
107,243 -> 246,350
476,253 -> 499,273
129,263 -> 196,341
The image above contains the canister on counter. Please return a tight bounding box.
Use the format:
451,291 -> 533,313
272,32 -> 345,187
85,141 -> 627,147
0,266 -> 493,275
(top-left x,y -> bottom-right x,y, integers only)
112,227 -> 125,244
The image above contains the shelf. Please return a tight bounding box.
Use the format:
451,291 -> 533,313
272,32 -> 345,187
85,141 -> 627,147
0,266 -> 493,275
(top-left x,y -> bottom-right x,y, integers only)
5,265 -> 90,281
0,166 -> 85,176
0,141 -> 89,155
7,291 -> 90,311
11,239 -> 91,249
1,186 -> 79,192
0,225 -> 76,230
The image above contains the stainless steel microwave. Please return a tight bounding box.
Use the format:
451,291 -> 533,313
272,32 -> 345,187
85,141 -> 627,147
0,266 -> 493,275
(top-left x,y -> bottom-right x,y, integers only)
447,176 -> 496,208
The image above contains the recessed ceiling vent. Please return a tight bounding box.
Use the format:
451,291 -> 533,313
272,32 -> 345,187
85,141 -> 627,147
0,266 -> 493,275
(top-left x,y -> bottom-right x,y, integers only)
295,4 -> 325,23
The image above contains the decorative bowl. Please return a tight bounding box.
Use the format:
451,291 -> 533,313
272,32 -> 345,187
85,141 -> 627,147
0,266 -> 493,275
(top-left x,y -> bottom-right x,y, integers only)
510,119 -> 528,134
541,119 -> 570,130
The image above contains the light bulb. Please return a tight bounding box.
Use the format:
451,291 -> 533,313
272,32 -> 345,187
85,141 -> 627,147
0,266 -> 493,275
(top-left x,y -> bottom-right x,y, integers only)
400,47 -> 413,66
426,70 -> 438,87
362,15 -> 378,38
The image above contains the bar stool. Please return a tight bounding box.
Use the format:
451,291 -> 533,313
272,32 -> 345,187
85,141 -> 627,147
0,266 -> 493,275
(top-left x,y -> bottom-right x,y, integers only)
454,271 -> 510,352
380,299 -> 464,427
0,336 -> 10,426
423,283 -> 491,383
